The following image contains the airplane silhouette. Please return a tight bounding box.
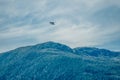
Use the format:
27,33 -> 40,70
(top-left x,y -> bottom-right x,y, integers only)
49,22 -> 55,25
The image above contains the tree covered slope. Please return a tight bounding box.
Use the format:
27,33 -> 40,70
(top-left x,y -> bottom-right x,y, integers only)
0,41 -> 120,80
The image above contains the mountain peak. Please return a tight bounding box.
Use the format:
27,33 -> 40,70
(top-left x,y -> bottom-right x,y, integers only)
33,41 -> 73,53
39,41 -> 59,45
73,47 -> 120,57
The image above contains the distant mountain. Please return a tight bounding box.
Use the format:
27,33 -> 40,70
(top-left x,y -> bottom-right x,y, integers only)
73,47 -> 120,57
0,41 -> 120,80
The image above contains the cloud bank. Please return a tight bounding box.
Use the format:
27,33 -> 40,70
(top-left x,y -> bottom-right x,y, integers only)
0,0 -> 120,52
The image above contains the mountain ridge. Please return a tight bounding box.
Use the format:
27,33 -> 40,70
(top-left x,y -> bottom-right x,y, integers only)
0,41 -> 120,80
2,41 -> 120,57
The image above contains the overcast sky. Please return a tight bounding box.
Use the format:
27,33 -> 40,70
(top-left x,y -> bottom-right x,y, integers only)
0,0 -> 120,52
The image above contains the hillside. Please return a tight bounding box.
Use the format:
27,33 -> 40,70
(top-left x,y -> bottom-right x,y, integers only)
0,41 -> 120,80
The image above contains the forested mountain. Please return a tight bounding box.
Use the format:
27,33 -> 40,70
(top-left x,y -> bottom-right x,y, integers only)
0,41 -> 120,80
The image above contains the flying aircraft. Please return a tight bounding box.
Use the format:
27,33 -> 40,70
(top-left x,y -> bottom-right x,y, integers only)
49,22 -> 55,25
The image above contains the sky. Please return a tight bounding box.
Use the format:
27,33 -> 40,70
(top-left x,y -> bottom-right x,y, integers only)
0,0 -> 120,52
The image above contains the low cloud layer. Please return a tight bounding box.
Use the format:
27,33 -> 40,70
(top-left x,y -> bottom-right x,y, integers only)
0,0 -> 120,52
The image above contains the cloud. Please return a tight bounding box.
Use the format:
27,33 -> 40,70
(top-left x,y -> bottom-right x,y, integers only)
0,0 -> 120,52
